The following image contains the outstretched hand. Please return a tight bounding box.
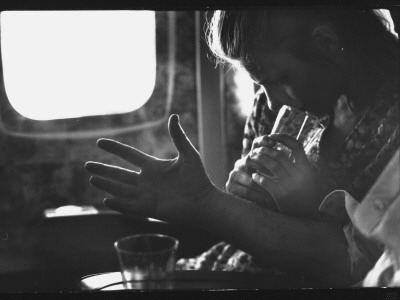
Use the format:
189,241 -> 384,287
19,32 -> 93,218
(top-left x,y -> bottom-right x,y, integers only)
84,114 -> 215,223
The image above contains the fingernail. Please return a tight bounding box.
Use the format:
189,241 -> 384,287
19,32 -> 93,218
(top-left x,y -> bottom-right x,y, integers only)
97,139 -> 109,149
172,114 -> 180,123
97,138 -> 108,144
251,172 -> 258,181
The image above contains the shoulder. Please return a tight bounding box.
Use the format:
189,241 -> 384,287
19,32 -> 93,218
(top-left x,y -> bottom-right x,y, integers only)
369,77 -> 399,127
248,89 -> 277,127
242,89 -> 277,156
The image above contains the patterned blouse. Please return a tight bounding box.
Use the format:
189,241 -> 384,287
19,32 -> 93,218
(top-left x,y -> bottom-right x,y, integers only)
176,78 -> 399,282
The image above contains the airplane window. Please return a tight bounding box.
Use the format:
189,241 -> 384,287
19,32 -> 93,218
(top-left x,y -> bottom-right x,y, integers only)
0,10 -> 178,139
0,10 -> 198,213
0,11 -> 156,121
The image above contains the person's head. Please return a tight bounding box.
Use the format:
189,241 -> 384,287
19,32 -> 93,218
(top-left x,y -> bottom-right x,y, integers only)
206,8 -> 399,116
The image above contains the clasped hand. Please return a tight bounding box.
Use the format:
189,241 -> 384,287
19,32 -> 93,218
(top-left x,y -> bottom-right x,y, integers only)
84,115 -> 215,223
226,134 -> 321,218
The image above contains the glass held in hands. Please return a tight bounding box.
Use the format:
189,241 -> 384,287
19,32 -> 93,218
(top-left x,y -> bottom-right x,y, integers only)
270,105 -> 325,156
247,105 -> 325,179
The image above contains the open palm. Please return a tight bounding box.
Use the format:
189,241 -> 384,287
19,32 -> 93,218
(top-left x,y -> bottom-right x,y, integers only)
85,115 -> 215,223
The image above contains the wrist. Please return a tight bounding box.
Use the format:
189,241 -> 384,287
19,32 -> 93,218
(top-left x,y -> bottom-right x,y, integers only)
194,184 -> 221,224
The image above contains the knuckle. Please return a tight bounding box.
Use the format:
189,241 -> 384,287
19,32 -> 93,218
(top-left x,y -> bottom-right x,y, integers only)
234,158 -> 245,169
229,185 -> 241,196
258,146 -> 269,156
225,182 -> 232,193
228,170 -> 237,183
225,178 -> 237,189
234,160 -> 241,168
229,170 -> 248,185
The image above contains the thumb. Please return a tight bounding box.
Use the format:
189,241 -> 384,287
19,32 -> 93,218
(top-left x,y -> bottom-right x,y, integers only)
168,114 -> 198,157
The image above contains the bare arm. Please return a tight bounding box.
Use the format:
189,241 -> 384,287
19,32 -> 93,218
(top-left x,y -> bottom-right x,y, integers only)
198,188 -> 352,286
85,114 -> 352,286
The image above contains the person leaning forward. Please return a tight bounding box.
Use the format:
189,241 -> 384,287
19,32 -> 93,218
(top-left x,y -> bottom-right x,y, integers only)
85,8 -> 399,286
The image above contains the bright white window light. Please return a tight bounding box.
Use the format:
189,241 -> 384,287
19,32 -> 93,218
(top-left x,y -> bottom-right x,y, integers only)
0,11 -> 156,121
233,68 -> 255,118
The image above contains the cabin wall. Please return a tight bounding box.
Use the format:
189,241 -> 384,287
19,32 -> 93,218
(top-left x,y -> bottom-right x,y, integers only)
0,11 -> 198,256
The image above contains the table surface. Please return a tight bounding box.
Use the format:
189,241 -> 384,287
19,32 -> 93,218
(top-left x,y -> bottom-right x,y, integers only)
78,270 -> 321,290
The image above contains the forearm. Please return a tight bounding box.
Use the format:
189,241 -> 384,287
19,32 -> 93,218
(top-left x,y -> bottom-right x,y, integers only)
197,187 -> 352,286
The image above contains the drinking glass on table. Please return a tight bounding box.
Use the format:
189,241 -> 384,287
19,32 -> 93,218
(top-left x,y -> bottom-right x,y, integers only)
114,234 -> 179,289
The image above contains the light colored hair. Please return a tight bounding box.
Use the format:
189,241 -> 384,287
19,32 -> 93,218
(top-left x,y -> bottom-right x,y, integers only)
205,8 -> 399,75
205,8 -> 399,109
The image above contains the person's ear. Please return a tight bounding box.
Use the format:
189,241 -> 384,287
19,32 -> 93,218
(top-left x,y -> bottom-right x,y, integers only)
311,24 -> 341,56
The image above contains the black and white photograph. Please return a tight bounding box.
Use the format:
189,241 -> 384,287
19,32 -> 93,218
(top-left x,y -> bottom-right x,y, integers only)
0,0 -> 398,298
